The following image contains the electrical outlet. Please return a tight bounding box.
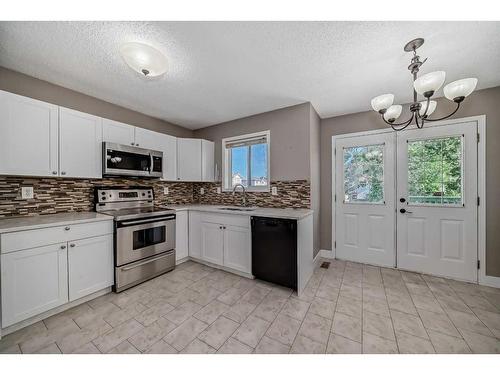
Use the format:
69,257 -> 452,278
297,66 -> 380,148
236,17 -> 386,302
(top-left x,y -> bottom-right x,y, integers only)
21,186 -> 34,199
216,187 -> 221,194
200,187 -> 205,195
271,186 -> 278,196
164,187 -> 169,195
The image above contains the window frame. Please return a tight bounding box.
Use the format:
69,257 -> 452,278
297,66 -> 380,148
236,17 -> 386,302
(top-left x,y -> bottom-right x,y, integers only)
222,130 -> 271,192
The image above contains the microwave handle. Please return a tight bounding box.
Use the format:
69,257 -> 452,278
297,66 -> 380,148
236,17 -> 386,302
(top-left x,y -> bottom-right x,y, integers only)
148,153 -> 152,173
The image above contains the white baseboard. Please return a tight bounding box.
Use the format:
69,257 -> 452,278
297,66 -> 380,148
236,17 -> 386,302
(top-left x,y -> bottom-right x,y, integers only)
480,275 -> 500,289
319,249 -> 334,259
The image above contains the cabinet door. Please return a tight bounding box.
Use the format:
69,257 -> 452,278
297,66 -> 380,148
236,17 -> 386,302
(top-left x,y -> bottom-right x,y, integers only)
1,243 -> 68,328
0,90 -> 59,177
188,211 -> 202,259
102,118 -> 136,146
177,138 -> 202,181
223,225 -> 251,274
162,134 -> 177,181
175,211 -> 189,262
59,107 -> 103,178
134,127 -> 161,150
201,222 -> 224,266
201,140 -> 215,182
68,235 -> 113,301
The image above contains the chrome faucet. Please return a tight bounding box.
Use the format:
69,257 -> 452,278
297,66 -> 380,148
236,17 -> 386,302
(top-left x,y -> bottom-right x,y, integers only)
232,183 -> 247,206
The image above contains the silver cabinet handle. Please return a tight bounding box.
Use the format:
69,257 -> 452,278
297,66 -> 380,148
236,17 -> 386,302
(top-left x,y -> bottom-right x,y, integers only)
136,143 -> 139,146
64,226 -> 70,231
60,245 -> 66,249
70,243 -> 76,248
52,171 -> 57,175
61,171 -> 66,175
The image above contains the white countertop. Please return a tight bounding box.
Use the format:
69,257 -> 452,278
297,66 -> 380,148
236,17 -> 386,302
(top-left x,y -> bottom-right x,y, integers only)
0,212 -> 113,234
164,204 -> 313,220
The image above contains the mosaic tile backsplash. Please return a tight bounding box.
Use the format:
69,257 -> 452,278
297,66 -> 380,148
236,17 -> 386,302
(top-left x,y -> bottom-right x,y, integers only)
0,177 -> 310,217
193,180 -> 310,209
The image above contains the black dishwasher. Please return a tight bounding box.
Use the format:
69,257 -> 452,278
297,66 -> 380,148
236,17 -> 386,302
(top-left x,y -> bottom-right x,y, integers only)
251,216 -> 297,290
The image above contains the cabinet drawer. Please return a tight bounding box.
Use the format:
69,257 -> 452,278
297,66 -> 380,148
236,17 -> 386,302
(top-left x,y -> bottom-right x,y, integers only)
200,212 -> 250,229
1,220 -> 113,254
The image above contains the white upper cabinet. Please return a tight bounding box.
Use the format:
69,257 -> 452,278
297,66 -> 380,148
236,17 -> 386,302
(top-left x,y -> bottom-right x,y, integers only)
0,90 -> 59,177
202,139 -> 215,182
134,127 -> 159,149
177,138 -> 202,181
59,107 -> 103,179
162,134 -> 177,181
102,118 -> 136,146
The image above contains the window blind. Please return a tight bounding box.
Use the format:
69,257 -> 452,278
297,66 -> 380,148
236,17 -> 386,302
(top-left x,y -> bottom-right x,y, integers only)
225,134 -> 268,149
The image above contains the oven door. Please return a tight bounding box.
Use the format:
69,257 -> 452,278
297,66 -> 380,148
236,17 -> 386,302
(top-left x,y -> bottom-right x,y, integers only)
116,215 -> 176,266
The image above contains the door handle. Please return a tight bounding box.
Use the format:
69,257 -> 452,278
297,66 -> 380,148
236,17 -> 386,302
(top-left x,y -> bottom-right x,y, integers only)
400,208 -> 413,214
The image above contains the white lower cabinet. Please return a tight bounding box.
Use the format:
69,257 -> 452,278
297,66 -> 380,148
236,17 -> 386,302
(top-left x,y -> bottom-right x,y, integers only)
175,211 -> 189,262
188,212 -> 251,274
1,243 -> 69,328
201,222 -> 224,266
0,219 -> 113,328
68,235 -> 113,301
223,225 -> 251,274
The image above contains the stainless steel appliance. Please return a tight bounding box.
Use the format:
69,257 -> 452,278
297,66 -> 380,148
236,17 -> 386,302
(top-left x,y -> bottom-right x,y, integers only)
103,142 -> 163,178
95,187 -> 176,292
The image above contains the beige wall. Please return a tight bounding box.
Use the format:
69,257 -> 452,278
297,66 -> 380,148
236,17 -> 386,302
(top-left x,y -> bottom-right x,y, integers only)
0,67 -> 193,138
320,86 -> 500,277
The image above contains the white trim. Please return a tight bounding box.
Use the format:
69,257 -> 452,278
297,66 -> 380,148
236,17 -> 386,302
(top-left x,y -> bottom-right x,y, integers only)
331,115 -> 498,287
319,249 -> 335,259
221,130 -> 271,192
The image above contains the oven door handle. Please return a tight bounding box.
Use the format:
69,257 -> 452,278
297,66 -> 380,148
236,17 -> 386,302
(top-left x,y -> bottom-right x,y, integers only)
119,215 -> 175,227
121,251 -> 175,271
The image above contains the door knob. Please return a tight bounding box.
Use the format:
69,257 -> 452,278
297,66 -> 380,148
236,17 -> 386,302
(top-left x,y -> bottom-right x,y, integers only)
400,198 -> 406,203
400,208 -> 413,214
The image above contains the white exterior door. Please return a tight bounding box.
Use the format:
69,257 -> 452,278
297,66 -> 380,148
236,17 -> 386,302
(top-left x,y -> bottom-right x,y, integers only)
201,222 -> 224,265
59,107 -> 103,178
396,121 -> 478,282
1,243 -> 68,327
0,90 -> 59,177
68,235 -> 113,301
335,132 -> 396,267
223,225 -> 251,274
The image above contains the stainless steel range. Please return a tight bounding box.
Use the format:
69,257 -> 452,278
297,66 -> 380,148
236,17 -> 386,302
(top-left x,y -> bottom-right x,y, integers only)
95,187 -> 176,292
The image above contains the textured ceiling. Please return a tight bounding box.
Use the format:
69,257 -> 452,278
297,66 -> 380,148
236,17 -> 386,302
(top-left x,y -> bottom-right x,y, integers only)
1,21 -> 499,129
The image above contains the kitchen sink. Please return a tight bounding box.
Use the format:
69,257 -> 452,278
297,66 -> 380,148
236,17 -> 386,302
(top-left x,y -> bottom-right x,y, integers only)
218,207 -> 256,212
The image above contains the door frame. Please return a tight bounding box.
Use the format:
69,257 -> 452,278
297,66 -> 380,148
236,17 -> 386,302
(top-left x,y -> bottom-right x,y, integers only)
331,115 -> 494,286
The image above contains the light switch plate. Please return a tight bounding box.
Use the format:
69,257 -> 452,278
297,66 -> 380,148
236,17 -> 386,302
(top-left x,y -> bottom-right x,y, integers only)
271,186 -> 278,196
200,188 -> 205,195
216,187 -> 221,194
164,187 -> 169,195
21,186 -> 34,199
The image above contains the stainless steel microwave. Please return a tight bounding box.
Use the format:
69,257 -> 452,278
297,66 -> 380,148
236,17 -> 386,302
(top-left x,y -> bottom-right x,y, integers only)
103,142 -> 163,178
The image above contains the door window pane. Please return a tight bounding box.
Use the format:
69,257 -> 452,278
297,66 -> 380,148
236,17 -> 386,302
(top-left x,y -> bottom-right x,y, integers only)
343,144 -> 384,203
407,136 -> 463,205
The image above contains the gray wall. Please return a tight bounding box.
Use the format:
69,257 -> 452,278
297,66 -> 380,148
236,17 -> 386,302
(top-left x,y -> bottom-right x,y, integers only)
309,105 -> 321,257
193,103 -> 312,181
320,86 -> 500,277
194,102 -> 320,256
0,67 -> 193,138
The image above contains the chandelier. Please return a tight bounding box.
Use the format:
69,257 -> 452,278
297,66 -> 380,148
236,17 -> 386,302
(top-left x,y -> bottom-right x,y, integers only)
370,38 -> 478,131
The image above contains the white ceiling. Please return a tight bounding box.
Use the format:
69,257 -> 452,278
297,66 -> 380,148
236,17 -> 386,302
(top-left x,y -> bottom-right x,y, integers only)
1,21 -> 499,129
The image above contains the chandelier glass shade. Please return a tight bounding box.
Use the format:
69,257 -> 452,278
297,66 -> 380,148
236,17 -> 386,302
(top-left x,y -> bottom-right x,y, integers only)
371,38 -> 478,131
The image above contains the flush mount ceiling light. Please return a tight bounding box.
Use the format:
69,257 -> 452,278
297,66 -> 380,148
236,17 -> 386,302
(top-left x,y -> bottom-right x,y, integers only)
371,38 -> 478,131
119,42 -> 168,78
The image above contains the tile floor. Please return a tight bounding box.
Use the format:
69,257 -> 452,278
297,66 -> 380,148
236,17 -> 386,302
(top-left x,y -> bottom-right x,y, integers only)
1,258 -> 500,354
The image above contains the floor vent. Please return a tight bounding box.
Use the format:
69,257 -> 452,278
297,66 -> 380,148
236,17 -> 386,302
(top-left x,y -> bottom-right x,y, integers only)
320,262 -> 330,269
